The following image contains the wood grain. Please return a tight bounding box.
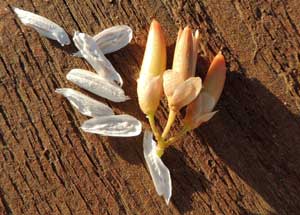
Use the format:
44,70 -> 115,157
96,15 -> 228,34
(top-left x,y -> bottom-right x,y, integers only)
0,0 -> 299,214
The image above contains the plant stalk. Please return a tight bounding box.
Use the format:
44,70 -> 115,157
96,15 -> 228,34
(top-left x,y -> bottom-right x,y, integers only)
147,113 -> 162,142
161,110 -> 177,139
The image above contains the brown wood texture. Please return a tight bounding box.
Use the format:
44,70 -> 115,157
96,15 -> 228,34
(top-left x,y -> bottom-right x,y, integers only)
1,0 -> 300,214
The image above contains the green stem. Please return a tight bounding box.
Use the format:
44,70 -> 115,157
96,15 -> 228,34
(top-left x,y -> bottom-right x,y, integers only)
147,113 -> 168,157
148,113 -> 191,158
165,126 -> 190,147
161,110 -> 177,139
156,126 -> 190,157
156,143 -> 165,157
147,113 -> 162,142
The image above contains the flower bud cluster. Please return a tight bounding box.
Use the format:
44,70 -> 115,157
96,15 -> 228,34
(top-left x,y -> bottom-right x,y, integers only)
138,20 -> 226,156
139,20 -> 226,204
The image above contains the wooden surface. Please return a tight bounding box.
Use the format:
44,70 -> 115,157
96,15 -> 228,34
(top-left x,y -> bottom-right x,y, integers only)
1,0 -> 300,214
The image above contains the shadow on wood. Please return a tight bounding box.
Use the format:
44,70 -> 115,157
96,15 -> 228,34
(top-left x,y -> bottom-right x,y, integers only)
164,147 -> 211,214
198,71 -> 300,214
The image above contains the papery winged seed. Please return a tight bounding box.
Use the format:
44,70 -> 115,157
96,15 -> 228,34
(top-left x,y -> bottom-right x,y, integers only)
143,131 -> 172,204
73,32 -> 123,86
55,88 -> 114,117
94,25 -> 132,54
81,115 -> 142,137
66,69 -> 129,102
13,7 -> 70,46
74,25 -> 132,57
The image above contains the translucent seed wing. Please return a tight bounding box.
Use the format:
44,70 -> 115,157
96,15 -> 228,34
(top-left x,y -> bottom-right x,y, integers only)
55,88 -> 114,117
81,115 -> 142,137
93,25 -> 133,54
66,69 -> 129,102
73,25 -> 132,57
13,7 -> 70,46
143,131 -> 172,204
73,32 -> 123,86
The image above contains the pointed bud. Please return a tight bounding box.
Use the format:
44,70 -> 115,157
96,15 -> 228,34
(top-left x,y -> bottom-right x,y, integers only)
137,20 -> 167,115
191,30 -> 200,77
202,52 -> 226,102
163,27 -> 200,105
140,20 -> 166,77
184,52 -> 226,129
172,26 -> 194,79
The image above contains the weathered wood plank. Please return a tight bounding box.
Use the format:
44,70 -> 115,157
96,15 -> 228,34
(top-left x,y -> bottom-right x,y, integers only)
0,0 -> 299,214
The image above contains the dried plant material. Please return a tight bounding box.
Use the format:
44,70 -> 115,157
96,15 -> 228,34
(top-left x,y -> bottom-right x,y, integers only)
74,25 -> 133,57
81,115 -> 142,137
73,32 -> 123,86
143,131 -> 172,204
55,88 -> 114,117
66,69 -> 129,102
169,77 -> 202,111
94,25 -> 132,54
13,7 -> 70,46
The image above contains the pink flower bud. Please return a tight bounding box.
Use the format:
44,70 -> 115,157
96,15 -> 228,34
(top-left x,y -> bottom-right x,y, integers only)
161,27 -> 201,138
172,26 -> 194,79
184,52 -> 226,129
137,20 -> 167,115
140,20 -> 166,77
163,26 -> 200,104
